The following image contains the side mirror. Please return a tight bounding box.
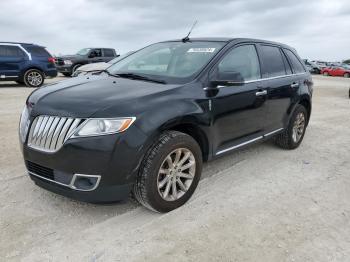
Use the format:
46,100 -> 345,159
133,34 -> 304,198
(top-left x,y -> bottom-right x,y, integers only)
209,71 -> 244,88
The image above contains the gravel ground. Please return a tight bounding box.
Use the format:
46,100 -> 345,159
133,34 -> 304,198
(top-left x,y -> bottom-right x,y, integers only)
0,75 -> 349,261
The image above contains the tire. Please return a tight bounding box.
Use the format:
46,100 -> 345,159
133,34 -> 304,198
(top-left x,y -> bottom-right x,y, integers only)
323,72 -> 329,76
274,104 -> 308,150
72,64 -> 82,74
62,73 -> 71,77
344,73 -> 350,78
23,69 -> 44,87
134,131 -> 203,213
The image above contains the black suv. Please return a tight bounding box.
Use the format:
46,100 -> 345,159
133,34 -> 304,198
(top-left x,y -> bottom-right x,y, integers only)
0,42 -> 57,87
55,48 -> 118,76
19,38 -> 312,212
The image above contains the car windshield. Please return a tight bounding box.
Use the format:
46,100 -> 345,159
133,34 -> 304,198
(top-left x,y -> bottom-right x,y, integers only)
107,41 -> 225,84
76,48 -> 91,56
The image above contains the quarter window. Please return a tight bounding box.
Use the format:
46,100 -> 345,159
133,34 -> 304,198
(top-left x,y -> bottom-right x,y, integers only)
284,49 -> 305,74
259,45 -> 287,78
218,45 -> 261,81
103,49 -> 115,57
0,45 -> 24,57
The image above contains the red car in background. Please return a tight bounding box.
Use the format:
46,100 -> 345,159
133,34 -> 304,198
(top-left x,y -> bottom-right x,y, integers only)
321,66 -> 350,78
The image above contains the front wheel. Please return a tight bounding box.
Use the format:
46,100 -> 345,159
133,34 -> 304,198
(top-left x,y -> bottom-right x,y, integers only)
274,104 -> 308,150
323,71 -> 329,76
344,73 -> 350,78
24,69 -> 44,87
134,131 -> 203,213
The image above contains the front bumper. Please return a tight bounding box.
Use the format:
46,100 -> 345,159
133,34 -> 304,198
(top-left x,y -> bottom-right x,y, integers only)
56,65 -> 73,74
44,68 -> 58,78
21,126 -> 150,203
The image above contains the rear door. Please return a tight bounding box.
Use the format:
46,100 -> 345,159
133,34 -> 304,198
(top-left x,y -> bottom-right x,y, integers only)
256,44 -> 298,133
102,49 -> 116,62
0,45 -> 26,79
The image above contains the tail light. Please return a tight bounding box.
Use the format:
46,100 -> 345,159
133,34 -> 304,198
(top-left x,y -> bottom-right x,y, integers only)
48,57 -> 55,63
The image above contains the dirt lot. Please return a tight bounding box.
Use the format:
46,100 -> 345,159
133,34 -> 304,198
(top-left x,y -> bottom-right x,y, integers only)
0,75 -> 349,261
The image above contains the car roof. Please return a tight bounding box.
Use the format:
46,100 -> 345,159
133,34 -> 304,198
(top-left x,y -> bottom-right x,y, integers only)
162,37 -> 294,50
0,42 -> 45,48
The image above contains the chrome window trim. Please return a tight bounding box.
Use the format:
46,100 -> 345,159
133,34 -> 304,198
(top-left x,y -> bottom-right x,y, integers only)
215,72 -> 307,88
0,43 -> 32,60
28,171 -> 101,192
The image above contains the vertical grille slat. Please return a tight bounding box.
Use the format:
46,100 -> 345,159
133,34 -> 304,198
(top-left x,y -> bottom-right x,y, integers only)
27,116 -> 84,152
45,117 -> 60,149
56,118 -> 74,149
39,116 -> 54,147
49,118 -> 67,151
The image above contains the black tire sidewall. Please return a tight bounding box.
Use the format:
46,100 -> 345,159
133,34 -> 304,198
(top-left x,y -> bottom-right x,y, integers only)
143,133 -> 202,212
286,105 -> 308,149
24,69 -> 44,87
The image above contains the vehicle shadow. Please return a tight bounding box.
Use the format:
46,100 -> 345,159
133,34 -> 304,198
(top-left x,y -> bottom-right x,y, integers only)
38,139 -> 277,218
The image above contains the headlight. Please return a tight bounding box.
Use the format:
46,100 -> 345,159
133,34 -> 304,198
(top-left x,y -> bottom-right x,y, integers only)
64,60 -> 72,65
19,106 -> 30,143
73,117 -> 136,137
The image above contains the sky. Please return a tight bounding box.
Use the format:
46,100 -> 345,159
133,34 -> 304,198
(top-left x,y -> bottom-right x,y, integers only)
1,0 -> 349,61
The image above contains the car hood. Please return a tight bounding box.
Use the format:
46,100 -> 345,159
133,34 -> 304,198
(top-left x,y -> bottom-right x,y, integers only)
77,62 -> 109,72
28,74 -> 182,118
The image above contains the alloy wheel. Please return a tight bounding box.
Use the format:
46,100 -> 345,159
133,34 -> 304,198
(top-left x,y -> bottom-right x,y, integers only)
292,112 -> 305,143
27,71 -> 43,87
157,148 -> 196,201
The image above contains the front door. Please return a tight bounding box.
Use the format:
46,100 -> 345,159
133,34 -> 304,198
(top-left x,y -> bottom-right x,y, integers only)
209,44 -> 267,155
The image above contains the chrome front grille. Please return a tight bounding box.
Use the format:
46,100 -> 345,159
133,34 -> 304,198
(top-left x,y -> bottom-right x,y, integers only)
27,116 -> 84,152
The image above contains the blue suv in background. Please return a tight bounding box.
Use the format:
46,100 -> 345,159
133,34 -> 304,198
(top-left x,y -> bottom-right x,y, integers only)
0,42 -> 57,87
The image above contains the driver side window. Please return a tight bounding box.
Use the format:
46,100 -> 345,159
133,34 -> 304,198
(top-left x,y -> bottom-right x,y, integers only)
218,45 -> 261,81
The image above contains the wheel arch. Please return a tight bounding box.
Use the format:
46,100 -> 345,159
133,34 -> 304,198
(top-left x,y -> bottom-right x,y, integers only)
298,97 -> 312,125
20,66 -> 45,80
160,121 -> 210,162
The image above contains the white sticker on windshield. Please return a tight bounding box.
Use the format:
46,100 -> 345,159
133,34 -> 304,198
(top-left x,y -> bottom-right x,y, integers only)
187,48 -> 216,53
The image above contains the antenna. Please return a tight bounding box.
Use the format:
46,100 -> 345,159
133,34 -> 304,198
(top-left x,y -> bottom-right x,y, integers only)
182,20 -> 198,42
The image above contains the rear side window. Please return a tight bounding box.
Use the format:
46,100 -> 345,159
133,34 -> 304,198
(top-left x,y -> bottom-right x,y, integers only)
259,45 -> 286,78
283,49 -> 306,74
104,49 -> 115,57
218,45 -> 261,81
25,46 -> 50,57
0,45 -> 24,57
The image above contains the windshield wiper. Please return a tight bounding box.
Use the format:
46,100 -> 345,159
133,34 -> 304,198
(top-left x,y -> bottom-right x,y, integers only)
113,73 -> 166,84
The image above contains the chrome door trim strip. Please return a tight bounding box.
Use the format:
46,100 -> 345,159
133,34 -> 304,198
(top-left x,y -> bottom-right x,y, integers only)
216,136 -> 263,155
215,128 -> 284,156
264,128 -> 284,137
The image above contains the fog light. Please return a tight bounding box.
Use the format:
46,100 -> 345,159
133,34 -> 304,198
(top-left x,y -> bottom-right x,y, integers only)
70,174 -> 101,191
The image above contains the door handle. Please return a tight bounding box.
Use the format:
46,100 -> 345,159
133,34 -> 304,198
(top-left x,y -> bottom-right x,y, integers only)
291,82 -> 299,88
256,90 -> 267,96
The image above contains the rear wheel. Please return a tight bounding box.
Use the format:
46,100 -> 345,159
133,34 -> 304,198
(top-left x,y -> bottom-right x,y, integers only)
24,69 -> 44,87
323,71 -> 329,76
274,104 -> 308,150
134,131 -> 203,213
344,73 -> 350,78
